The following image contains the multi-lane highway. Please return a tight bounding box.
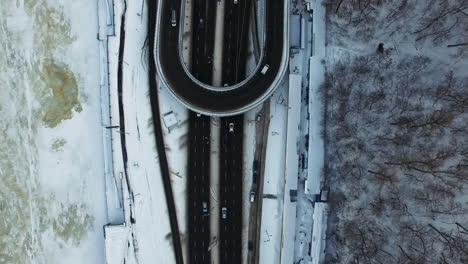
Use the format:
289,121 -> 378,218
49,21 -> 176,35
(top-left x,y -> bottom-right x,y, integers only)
151,0 -> 288,262
155,0 -> 288,115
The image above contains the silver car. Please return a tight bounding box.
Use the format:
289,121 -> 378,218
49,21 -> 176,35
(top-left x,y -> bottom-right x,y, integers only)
229,123 -> 234,133
202,202 -> 208,213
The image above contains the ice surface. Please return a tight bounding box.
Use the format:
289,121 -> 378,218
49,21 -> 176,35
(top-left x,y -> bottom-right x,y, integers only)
0,0 -> 108,263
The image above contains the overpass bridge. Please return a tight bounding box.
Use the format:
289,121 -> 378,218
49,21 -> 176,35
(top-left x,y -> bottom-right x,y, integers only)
154,0 -> 290,116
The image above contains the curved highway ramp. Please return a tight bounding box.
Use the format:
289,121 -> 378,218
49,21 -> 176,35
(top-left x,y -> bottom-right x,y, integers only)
154,0 -> 289,116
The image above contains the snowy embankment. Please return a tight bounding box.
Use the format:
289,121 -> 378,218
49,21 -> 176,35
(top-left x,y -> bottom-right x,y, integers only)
307,1 -> 327,263
103,0 -> 191,263
258,81 -> 289,264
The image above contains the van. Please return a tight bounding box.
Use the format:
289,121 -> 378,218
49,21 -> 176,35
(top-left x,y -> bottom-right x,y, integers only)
171,10 -> 177,27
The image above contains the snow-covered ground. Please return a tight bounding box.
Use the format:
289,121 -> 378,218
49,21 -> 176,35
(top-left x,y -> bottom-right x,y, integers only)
0,0 -> 108,263
104,0 -> 185,263
258,80 -> 289,264
279,73 -> 301,264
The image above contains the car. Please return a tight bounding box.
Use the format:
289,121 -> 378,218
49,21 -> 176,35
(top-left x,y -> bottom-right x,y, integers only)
249,191 -> 255,203
171,9 -> 177,27
202,202 -> 208,213
256,112 -> 263,121
221,207 -> 227,219
260,64 -> 270,74
229,123 -> 234,133
234,0 -> 238,4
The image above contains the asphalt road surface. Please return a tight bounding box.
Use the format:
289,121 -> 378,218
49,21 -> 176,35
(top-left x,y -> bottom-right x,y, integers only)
187,0 -> 217,263
155,0 -> 286,113
218,1 -> 251,262
219,116 -> 244,264
222,0 -> 251,85
187,112 -> 211,264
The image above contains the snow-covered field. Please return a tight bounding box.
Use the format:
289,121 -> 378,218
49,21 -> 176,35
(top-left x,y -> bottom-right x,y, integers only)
0,1 -> 107,263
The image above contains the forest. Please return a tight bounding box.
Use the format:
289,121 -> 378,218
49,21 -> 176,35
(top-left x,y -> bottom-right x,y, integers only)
322,0 -> 468,263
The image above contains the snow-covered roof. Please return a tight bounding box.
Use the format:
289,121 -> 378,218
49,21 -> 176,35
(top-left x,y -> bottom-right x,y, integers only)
104,224 -> 130,264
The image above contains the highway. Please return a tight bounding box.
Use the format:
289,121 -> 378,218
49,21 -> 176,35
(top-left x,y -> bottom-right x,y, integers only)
155,0 -> 288,115
150,0 -> 287,262
187,0 -> 216,263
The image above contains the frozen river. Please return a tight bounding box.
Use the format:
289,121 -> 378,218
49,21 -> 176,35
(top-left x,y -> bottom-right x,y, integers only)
0,1 -> 107,263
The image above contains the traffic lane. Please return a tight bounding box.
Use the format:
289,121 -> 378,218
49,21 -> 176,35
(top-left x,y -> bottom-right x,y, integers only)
157,0 -> 285,112
188,0 -> 215,261
218,116 -> 244,264
191,0 -> 217,82
192,0 -> 211,82
233,0 -> 251,82
187,114 -> 211,263
221,0 -> 249,84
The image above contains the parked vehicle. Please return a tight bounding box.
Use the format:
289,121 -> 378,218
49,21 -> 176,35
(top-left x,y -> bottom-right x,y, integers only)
202,202 -> 208,213
256,112 -> 263,121
229,123 -> 234,133
234,0 -> 238,4
249,191 -> 255,202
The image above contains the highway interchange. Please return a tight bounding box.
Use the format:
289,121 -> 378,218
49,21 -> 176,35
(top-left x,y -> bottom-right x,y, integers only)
154,0 -> 288,115
151,0 -> 288,262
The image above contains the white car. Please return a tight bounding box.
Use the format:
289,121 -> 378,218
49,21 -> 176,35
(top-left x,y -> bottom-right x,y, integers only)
221,207 -> 227,219
261,64 -> 270,75
229,123 -> 234,133
249,192 -> 255,203
202,202 -> 208,213
171,10 -> 177,27
234,0 -> 238,4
